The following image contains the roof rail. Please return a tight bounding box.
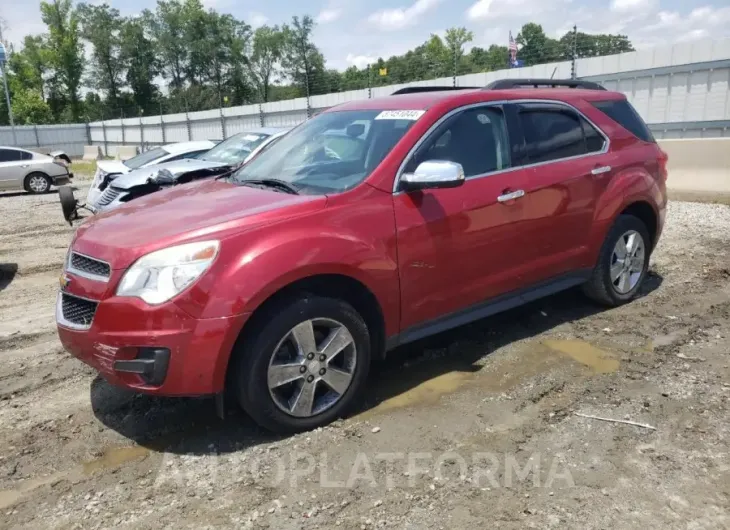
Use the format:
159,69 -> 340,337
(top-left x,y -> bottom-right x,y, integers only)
391,86 -> 480,95
484,78 -> 606,91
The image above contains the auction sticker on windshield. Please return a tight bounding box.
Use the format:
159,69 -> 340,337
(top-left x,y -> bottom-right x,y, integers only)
375,110 -> 425,121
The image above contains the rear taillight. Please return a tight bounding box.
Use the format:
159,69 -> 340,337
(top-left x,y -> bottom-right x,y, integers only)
658,149 -> 668,180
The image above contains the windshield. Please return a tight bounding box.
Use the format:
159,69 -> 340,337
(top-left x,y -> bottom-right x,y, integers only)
230,110 -> 419,194
123,147 -> 169,169
199,132 -> 270,164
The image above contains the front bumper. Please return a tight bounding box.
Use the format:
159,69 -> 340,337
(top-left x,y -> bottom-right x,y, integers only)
56,291 -> 249,396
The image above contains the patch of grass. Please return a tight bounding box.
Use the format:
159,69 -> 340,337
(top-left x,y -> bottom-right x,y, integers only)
70,160 -> 98,180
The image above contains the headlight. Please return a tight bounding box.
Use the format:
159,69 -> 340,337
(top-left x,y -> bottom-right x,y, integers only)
116,241 -> 219,304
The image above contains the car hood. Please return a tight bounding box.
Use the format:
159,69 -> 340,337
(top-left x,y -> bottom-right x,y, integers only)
96,160 -> 130,175
110,159 -> 228,190
72,179 -> 326,269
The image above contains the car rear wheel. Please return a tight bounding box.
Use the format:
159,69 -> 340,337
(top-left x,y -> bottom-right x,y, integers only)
25,172 -> 52,194
232,295 -> 371,433
583,214 -> 651,306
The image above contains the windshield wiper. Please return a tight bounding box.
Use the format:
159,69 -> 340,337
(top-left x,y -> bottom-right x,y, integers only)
239,178 -> 300,195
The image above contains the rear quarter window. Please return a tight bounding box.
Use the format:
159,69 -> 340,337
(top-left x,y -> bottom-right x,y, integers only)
592,100 -> 655,143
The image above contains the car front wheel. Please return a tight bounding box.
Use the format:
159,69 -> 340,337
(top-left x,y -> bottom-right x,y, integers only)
583,214 -> 651,306
233,295 -> 371,433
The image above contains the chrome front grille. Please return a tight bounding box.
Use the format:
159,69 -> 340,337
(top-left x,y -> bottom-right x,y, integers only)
60,293 -> 98,328
69,252 -> 111,279
96,186 -> 122,206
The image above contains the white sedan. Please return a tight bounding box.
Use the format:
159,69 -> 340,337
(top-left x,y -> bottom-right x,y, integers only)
0,146 -> 73,194
86,140 -> 215,204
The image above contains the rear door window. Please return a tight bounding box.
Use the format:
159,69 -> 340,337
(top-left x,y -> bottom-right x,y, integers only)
592,99 -> 655,143
519,108 -> 587,163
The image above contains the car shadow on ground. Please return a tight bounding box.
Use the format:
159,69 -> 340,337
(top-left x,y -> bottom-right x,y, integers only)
0,190 -> 59,199
0,263 -> 18,292
90,271 -> 663,455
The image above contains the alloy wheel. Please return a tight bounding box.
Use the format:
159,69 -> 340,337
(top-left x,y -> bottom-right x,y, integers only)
610,229 -> 646,294
267,318 -> 357,418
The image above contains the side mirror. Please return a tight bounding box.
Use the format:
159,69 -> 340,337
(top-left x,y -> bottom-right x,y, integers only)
400,160 -> 465,192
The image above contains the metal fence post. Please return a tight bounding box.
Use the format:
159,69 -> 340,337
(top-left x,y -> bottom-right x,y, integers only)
219,108 -> 227,140
367,64 -> 372,99
120,109 -> 126,146
259,103 -> 265,127
84,116 -> 91,147
33,124 -> 41,147
101,113 -> 108,157
571,25 -> 578,79
160,104 -> 166,144
140,117 -> 145,151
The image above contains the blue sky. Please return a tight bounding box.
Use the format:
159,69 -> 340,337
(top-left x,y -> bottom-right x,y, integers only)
2,0 -> 730,70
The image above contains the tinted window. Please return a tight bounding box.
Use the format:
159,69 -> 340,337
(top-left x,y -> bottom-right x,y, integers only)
592,100 -> 655,143
19,150 -> 34,160
582,119 -> 606,153
0,149 -> 21,162
520,110 -> 586,163
200,132 -> 270,164
166,150 -> 208,162
406,107 -> 511,177
123,147 -> 168,169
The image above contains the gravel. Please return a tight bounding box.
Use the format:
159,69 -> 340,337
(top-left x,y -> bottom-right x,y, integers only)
1,188 -> 729,529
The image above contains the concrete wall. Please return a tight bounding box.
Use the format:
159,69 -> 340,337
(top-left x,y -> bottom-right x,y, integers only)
659,138 -> 730,200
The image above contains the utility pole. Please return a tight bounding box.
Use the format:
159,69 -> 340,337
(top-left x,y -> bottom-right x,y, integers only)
571,25 -> 578,80
0,41 -> 17,145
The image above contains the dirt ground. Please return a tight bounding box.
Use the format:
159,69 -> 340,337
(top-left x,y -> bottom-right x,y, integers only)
1,181 -> 729,529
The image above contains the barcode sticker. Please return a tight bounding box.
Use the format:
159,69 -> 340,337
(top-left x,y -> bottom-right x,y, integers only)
375,110 -> 425,121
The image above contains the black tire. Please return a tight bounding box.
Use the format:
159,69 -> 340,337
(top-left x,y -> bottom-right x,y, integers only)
583,214 -> 651,306
232,295 -> 371,433
24,172 -> 52,194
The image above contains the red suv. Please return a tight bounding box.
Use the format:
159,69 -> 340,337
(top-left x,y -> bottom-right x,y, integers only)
57,79 -> 667,433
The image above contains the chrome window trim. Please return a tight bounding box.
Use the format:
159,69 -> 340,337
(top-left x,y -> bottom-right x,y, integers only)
66,251 -> 111,283
56,292 -> 98,331
392,98 -> 610,194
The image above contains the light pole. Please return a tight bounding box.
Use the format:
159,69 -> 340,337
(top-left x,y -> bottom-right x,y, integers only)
0,42 -> 17,145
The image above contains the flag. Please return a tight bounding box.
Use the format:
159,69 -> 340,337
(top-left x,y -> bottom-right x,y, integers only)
379,67 -> 388,76
509,31 -> 518,67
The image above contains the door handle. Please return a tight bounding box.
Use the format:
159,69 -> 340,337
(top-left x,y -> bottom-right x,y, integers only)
591,165 -> 611,175
497,189 -> 525,202
21,164 -> 30,168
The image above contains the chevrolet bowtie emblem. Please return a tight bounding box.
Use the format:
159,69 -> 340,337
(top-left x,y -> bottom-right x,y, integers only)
59,274 -> 71,290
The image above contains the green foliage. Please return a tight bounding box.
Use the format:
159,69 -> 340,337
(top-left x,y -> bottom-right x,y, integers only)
77,3 -> 125,103
40,0 -> 84,121
11,89 -> 53,124
1,6 -> 637,126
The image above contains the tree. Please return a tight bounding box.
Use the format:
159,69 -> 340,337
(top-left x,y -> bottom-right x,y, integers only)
281,15 -> 326,97
8,36 -> 50,99
468,44 -> 510,71
77,3 -> 125,105
146,0 -> 189,89
120,16 -> 160,114
11,89 -> 54,124
558,31 -> 634,59
445,27 -> 474,75
247,25 -> 284,102
515,23 -> 562,66
40,0 -> 84,120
